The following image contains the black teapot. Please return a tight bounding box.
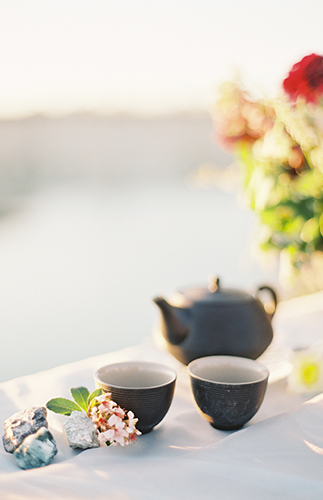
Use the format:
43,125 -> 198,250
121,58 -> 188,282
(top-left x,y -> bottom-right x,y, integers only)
153,277 -> 277,365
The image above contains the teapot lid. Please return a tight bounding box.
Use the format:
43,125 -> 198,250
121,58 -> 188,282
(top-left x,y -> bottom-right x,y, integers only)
179,277 -> 252,305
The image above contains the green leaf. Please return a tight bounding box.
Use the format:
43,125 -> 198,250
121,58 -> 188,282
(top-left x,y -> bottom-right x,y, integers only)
87,388 -> 102,406
46,397 -> 82,415
70,387 -> 90,412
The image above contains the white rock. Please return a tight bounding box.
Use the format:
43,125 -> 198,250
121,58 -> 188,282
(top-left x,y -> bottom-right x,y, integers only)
63,411 -> 100,449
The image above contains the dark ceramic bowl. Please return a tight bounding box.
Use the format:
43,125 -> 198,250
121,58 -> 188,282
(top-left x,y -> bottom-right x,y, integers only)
188,355 -> 269,430
95,361 -> 177,434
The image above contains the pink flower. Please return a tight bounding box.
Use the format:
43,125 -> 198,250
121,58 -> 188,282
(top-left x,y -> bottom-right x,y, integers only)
96,393 -> 112,402
87,392 -> 141,446
98,429 -> 114,444
126,410 -> 139,431
108,413 -> 124,429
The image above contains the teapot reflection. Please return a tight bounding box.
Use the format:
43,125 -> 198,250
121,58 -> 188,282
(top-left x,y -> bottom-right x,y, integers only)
153,276 -> 277,365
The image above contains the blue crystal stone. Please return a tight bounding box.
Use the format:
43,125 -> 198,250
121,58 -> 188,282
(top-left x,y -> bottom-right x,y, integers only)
14,427 -> 57,470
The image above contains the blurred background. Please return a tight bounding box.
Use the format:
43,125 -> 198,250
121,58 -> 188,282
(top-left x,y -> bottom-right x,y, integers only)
0,0 -> 322,381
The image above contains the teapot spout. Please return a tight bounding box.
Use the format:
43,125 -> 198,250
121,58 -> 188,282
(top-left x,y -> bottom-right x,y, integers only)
153,297 -> 190,345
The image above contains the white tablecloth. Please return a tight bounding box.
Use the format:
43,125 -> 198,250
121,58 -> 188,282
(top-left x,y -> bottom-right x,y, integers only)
1,293 -> 323,499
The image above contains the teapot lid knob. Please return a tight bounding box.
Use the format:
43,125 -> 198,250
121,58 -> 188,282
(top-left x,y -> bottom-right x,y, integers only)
208,275 -> 220,292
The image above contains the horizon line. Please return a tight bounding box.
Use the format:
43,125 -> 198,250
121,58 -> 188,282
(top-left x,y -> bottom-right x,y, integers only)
0,107 -> 214,123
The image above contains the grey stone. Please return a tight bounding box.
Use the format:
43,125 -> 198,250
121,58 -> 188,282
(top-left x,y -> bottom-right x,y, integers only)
63,411 -> 100,449
2,406 -> 48,453
14,427 -> 57,470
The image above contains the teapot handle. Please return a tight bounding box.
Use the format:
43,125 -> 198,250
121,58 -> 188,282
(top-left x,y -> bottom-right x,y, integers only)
256,286 -> 278,321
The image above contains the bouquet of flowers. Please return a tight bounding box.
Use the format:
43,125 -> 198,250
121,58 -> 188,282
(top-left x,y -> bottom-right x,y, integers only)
213,54 -> 323,291
46,386 -> 141,448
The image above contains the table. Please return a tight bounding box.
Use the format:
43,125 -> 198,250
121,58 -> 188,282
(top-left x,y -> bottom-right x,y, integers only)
1,292 -> 323,499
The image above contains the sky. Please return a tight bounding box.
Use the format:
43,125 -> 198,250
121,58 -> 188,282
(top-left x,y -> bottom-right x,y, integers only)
0,0 -> 323,118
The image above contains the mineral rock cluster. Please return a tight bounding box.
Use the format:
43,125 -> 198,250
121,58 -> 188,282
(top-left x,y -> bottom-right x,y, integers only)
2,406 -> 57,469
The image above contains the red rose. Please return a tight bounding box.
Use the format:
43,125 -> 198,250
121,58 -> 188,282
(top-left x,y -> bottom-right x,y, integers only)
283,53 -> 323,103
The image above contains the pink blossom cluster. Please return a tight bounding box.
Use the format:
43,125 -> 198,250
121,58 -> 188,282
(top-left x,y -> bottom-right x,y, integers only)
88,393 -> 141,446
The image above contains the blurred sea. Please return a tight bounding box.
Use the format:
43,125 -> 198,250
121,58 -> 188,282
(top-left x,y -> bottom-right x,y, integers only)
0,113 -> 279,382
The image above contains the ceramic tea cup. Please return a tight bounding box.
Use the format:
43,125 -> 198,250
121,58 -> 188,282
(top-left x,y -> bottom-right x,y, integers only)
94,361 -> 177,434
188,355 -> 269,430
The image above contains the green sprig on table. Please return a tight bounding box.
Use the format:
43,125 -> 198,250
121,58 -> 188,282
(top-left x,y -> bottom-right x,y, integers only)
46,387 -> 102,415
